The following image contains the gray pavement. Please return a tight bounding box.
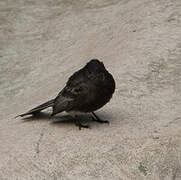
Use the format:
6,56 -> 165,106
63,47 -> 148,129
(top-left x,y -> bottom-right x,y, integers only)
0,0 -> 181,179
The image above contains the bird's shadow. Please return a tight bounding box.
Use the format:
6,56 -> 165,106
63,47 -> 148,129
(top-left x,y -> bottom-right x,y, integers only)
21,111 -> 93,126
20,111 -> 114,128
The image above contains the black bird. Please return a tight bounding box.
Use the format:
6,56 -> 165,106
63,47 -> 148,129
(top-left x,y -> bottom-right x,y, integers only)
18,59 -> 115,129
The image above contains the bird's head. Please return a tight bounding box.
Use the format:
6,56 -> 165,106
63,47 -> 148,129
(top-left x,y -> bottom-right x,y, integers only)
86,59 -> 105,72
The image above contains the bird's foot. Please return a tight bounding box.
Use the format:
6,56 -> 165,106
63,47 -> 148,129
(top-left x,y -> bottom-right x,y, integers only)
74,119 -> 90,130
91,112 -> 109,124
78,124 -> 90,130
91,117 -> 109,123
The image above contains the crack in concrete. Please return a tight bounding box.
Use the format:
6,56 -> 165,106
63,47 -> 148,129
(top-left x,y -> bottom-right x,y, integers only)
35,130 -> 44,154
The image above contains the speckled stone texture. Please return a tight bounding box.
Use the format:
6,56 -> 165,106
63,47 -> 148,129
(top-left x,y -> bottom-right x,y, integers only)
0,0 -> 181,179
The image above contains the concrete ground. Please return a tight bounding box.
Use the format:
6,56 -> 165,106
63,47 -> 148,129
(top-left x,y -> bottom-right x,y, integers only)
0,0 -> 181,179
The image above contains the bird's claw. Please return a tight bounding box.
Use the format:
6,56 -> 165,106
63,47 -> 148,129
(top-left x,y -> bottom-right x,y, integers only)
91,117 -> 109,124
74,119 -> 90,130
78,124 -> 90,130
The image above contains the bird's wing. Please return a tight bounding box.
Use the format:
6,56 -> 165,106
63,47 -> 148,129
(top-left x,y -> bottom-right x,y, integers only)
52,92 -> 73,115
52,81 -> 93,115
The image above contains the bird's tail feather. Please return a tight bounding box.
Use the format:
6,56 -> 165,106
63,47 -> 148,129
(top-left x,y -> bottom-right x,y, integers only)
16,99 -> 54,118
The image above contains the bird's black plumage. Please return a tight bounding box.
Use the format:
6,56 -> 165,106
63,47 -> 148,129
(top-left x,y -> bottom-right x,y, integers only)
18,59 -> 115,129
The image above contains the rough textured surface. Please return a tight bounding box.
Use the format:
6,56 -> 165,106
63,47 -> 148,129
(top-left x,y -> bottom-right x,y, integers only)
0,0 -> 181,179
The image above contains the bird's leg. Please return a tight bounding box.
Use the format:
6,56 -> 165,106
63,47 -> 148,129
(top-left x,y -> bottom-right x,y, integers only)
91,112 -> 109,123
74,116 -> 89,130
